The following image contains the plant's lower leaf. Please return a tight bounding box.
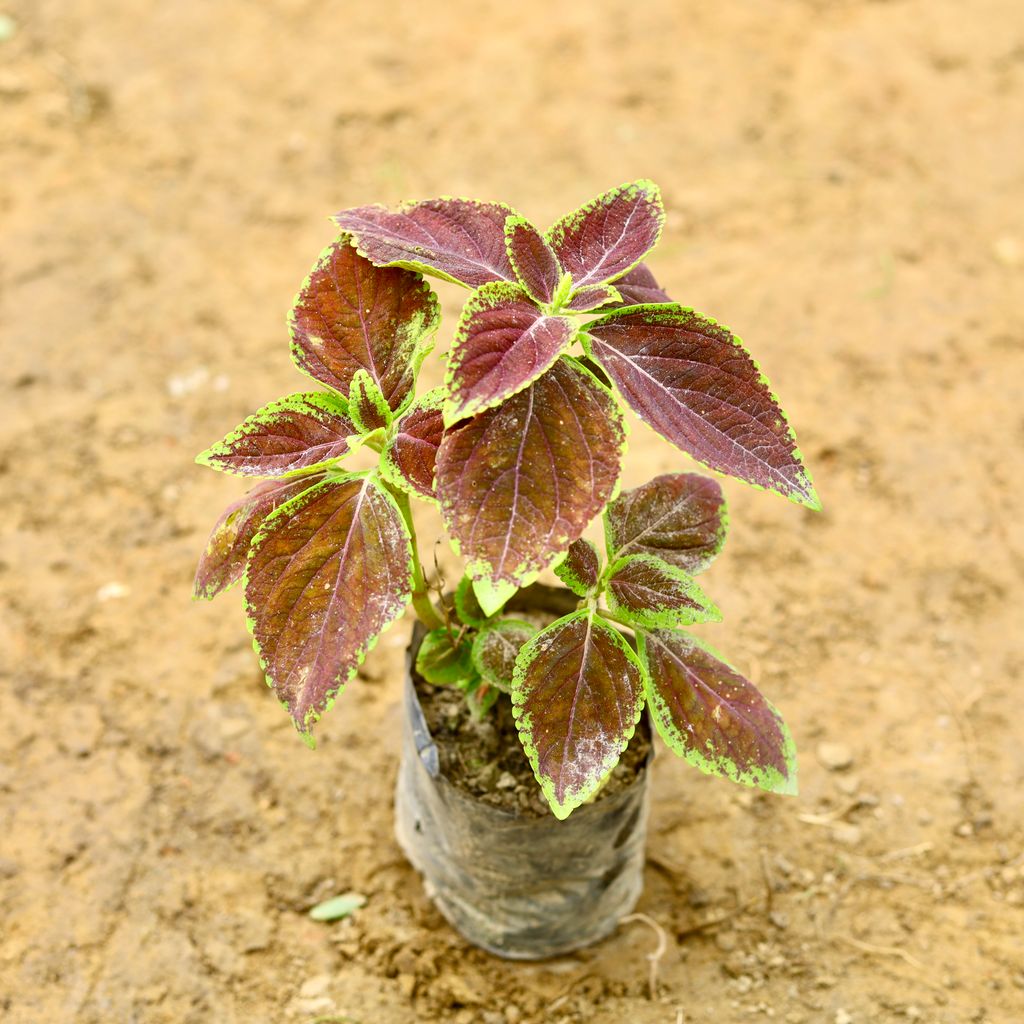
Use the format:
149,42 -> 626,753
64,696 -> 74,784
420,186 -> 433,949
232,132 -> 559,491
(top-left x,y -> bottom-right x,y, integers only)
565,283 -> 621,312
471,619 -> 537,692
607,263 -> 671,306
443,283 -> 575,423
472,577 -> 517,618
416,628 -> 474,685
380,387 -> 445,502
193,474 -> 325,600
348,369 -> 392,433
586,305 -> 820,509
467,681 -> 500,719
453,575 -> 488,627
436,356 -> 625,589
505,215 -> 563,305
554,538 -> 601,596
244,474 -> 412,737
334,198 -> 518,288
546,180 -> 665,289
196,393 -> 356,478
289,240 -> 439,410
606,554 -> 721,628
639,629 -> 797,795
511,610 -> 645,819
604,472 -> 728,575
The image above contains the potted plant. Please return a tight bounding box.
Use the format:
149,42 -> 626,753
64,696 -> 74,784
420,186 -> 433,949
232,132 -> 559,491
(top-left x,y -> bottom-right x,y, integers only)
194,179 -> 819,958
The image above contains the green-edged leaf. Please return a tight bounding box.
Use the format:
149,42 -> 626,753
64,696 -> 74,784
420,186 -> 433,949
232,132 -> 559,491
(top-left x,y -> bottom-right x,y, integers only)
443,282 -> 575,424
639,630 -> 797,795
416,628 -> 474,685
554,538 -> 601,596
605,554 -> 721,628
196,392 -> 356,477
436,356 -> 625,590
471,619 -> 537,692
586,305 -> 820,509
193,473 -> 325,600
565,283 -> 622,312
289,239 -> 439,410
244,474 -> 412,737
379,387 -> 445,502
605,473 -> 728,575
453,576 -> 488,627
472,577 -> 517,618
511,610 -> 645,819
504,215 -> 563,305
348,369 -> 392,433
334,197 -> 518,288
546,180 -> 665,289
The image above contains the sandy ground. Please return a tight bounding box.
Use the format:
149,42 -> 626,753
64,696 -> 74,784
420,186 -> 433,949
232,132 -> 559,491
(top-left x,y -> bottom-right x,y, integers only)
2,1 -> 1024,1021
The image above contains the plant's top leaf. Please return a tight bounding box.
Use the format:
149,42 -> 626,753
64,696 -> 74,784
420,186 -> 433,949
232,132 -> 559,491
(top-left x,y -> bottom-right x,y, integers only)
471,576 -> 517,618
380,387 -> 445,503
511,610 -> 645,819
639,629 -> 797,795
586,305 -> 820,509
196,392 -> 356,478
604,472 -> 728,575
546,179 -> 665,289
605,554 -> 721,629
554,538 -> 601,596
453,575 -> 488,627
416,627 -> 474,685
565,283 -> 622,313
348,369 -> 393,433
437,356 -> 626,589
607,262 -> 671,307
471,618 -> 537,692
309,892 -> 366,921
244,473 -> 412,737
289,239 -> 439,411
193,473 -> 325,600
443,282 -> 575,424
333,197 -> 518,288
504,215 -> 563,305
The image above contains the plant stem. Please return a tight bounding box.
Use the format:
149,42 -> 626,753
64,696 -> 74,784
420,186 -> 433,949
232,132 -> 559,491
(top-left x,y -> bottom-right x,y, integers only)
385,481 -> 444,631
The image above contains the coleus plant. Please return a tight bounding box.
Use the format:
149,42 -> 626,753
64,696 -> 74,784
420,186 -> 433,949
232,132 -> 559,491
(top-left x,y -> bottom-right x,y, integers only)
195,180 -> 819,819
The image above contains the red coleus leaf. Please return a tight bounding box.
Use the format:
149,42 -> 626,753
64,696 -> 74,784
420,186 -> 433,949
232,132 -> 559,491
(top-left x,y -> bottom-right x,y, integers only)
348,370 -> 392,433
436,357 -> 625,589
511,610 -> 645,819
586,306 -> 820,509
333,198 -> 518,288
605,472 -> 728,575
443,283 -> 575,423
546,179 -> 665,289
504,215 -> 564,305
564,283 -> 621,312
554,538 -> 601,596
471,619 -> 537,692
639,629 -> 797,795
605,554 -> 721,629
289,240 -> 439,411
193,473 -> 325,600
607,262 -> 671,307
196,393 -> 356,477
244,474 -> 412,737
380,387 -> 445,502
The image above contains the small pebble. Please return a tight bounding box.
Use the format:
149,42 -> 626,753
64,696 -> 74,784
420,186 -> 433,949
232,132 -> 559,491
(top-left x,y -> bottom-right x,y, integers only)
816,741 -> 854,771
835,1011 -> 853,1024
299,974 -> 331,999
496,771 -> 517,789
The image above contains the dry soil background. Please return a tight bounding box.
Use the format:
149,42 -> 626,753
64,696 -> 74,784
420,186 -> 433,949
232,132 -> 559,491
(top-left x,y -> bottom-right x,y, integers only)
2,1 -> 1024,1022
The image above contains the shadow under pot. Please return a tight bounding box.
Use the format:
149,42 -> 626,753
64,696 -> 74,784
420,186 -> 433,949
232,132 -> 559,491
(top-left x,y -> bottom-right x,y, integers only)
394,583 -> 654,960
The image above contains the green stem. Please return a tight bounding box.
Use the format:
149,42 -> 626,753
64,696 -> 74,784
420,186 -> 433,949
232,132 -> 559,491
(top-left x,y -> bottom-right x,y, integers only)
386,482 -> 444,631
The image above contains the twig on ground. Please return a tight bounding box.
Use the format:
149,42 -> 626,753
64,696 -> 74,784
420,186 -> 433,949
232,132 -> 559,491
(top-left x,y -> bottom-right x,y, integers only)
833,933 -> 925,971
620,912 -> 668,999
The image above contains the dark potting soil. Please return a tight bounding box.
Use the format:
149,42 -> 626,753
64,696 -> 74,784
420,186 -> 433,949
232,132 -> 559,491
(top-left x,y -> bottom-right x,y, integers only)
414,670 -> 653,819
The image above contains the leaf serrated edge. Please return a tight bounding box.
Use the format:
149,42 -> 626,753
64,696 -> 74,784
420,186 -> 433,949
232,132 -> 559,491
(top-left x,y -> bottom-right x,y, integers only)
585,304 -> 821,511
510,609 -> 646,819
503,214 -> 563,305
241,472 -> 414,744
604,553 -> 722,629
638,630 -> 798,796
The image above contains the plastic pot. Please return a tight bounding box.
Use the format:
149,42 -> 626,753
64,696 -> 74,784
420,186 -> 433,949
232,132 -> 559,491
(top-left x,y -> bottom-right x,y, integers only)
394,585 -> 653,959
